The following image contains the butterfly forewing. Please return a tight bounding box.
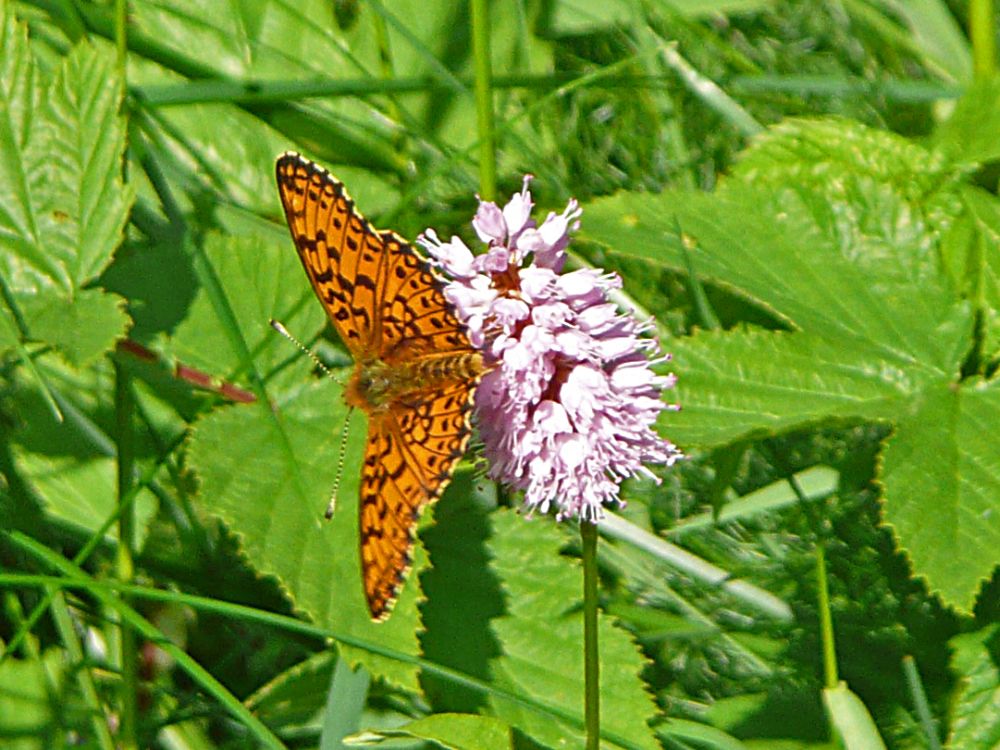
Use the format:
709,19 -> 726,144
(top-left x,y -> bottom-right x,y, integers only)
374,232 -> 472,362
276,154 -> 384,356
275,152 -> 482,621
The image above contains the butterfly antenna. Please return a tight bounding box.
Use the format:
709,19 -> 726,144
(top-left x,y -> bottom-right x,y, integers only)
270,319 -> 353,520
269,319 -> 335,378
325,406 -> 354,519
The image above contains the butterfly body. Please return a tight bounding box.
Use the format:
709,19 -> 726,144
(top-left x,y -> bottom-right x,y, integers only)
347,351 -> 484,411
276,152 -> 483,620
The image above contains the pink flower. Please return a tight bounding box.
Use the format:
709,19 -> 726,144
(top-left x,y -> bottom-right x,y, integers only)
419,177 -> 682,522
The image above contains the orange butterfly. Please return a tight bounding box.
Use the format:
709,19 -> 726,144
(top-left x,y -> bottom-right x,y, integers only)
275,153 -> 484,620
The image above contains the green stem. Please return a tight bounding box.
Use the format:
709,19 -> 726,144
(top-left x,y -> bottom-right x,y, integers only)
113,3 -> 138,745
114,361 -> 138,750
902,656 -> 942,750
970,0 -> 997,79
581,521 -> 600,750
49,589 -> 116,750
470,0 -> 496,200
815,544 -> 838,689
114,0 -> 127,72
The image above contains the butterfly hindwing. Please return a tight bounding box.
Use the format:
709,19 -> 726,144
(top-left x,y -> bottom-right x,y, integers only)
359,380 -> 477,619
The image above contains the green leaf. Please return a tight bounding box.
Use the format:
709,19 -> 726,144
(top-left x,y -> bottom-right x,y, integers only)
731,118 -> 964,287
658,328 -> 912,447
934,78 -> 1000,166
947,625 -> 1000,748
164,232 -> 327,379
582,117 -> 1000,611
319,657 -> 370,749
180,231 -> 426,685
421,470 -> 503,713
0,650 -> 63,749
188,374 -> 426,688
880,379 -> 1000,610
350,713 -> 512,749
0,11 -> 133,366
821,682 -> 887,750
955,186 -> 1000,362
486,510 -> 661,750
25,288 -> 127,368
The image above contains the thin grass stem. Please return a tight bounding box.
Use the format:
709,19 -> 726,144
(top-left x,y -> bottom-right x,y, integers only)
816,544 -> 838,689
581,521 -> 600,750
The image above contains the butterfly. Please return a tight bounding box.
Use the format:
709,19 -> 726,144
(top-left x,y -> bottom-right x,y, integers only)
275,152 -> 484,620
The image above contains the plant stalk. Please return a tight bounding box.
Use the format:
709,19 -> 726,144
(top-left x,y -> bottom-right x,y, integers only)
470,0 -> 497,200
115,360 -> 139,750
816,543 -> 837,689
581,520 -> 600,749
971,0 -> 997,79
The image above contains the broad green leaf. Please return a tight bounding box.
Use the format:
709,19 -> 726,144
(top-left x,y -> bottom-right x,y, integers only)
821,682 -> 886,750
0,12 -> 132,366
582,117 -> 999,611
25,288 -> 126,367
732,118 -> 964,287
933,78 -> 1000,166
0,650 -> 63,750
881,379 -> 1000,610
487,510 -> 661,750
947,625 -> 1000,747
661,327 -> 913,447
956,186 -> 1000,361
164,232 -> 327,380
351,713 -> 511,749
179,232 -> 424,686
188,373 -> 426,689
585,184 -> 970,373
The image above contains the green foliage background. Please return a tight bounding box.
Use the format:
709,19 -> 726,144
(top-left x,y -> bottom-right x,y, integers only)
2,0 -> 1000,748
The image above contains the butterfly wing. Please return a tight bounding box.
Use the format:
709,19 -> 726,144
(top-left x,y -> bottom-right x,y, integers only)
276,152 -> 481,621
360,380 -> 477,619
372,229 -> 476,363
276,152 -> 385,357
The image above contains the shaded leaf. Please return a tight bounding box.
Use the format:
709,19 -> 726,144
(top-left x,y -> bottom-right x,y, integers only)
948,625 -> 1000,748
487,510 -> 660,750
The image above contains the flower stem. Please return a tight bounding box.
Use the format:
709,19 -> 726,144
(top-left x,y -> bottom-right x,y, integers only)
470,0 -> 497,200
581,520 -> 600,749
